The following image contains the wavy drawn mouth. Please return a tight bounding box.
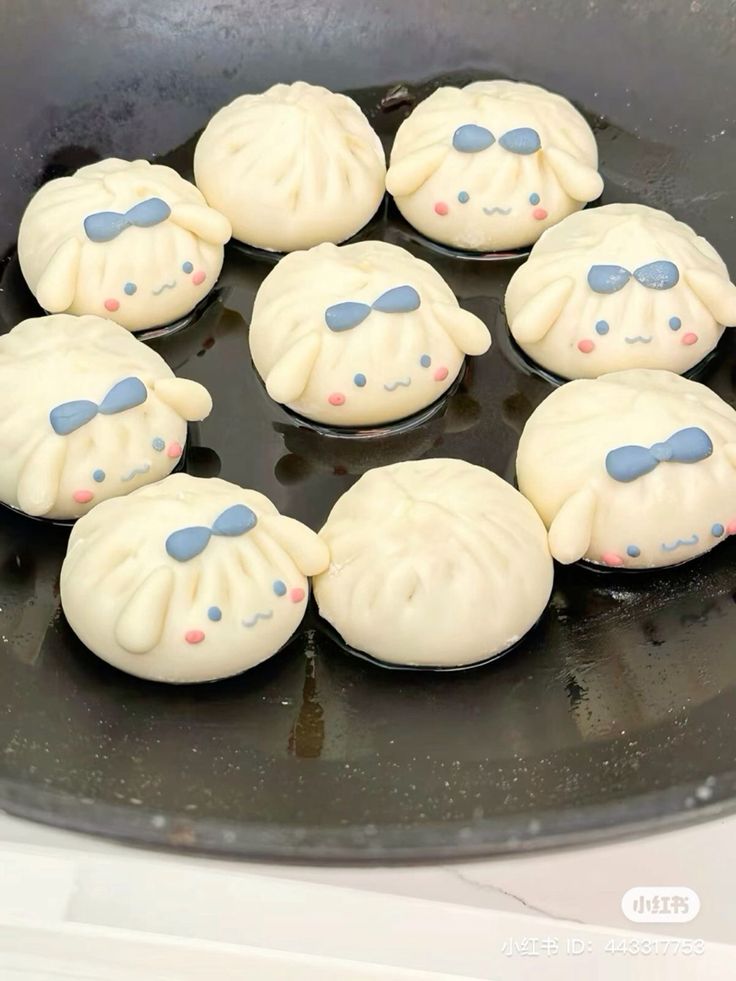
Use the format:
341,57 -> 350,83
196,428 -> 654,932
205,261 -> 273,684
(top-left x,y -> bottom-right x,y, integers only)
625,335 -> 653,344
242,610 -> 273,628
384,377 -> 412,392
152,280 -> 177,295
482,206 -> 512,216
121,463 -> 151,482
662,534 -> 699,552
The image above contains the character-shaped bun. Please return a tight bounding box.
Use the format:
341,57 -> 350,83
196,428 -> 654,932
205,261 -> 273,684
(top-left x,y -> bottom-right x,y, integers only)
506,204 -> 736,379
516,369 -> 736,569
194,81 -> 386,252
386,79 -> 602,253
0,314 -> 212,519
61,473 -> 329,682
249,241 -> 490,426
18,159 -> 231,332
314,459 -> 553,667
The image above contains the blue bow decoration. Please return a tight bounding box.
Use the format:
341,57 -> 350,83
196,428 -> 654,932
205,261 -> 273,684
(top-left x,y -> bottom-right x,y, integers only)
605,427 -> 713,483
588,260 -> 680,295
49,377 -> 148,436
83,197 -> 172,243
165,505 -> 258,562
325,285 -> 421,333
451,124 -> 541,155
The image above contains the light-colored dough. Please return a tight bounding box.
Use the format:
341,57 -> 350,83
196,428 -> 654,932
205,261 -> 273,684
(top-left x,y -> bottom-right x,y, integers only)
386,80 -> 602,252
516,369 -> 736,569
18,159 -> 231,332
314,459 -> 553,667
249,240 -> 490,426
61,473 -> 330,682
0,314 -> 212,520
194,81 -> 386,252
506,204 -> 736,379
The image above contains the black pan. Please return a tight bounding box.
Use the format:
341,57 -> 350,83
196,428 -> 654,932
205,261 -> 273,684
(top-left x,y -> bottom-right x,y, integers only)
0,0 -> 735,861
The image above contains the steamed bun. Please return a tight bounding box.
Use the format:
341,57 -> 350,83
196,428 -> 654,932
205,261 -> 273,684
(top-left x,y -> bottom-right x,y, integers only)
194,81 -> 386,252
0,314 -> 212,520
61,474 -> 330,682
506,204 -> 736,379
249,241 -> 490,427
386,80 -> 602,252
18,159 -> 231,332
516,369 -> 736,569
314,459 -> 553,667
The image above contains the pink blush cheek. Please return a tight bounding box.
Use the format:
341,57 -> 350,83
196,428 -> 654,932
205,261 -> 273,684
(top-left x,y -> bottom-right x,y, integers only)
328,392 -> 346,406
578,339 -> 595,354
434,202 -> 449,216
682,332 -> 698,346
532,207 -> 548,221
104,298 -> 120,312
290,587 -> 306,603
73,490 -> 93,504
166,441 -> 183,459
192,270 -> 206,286
185,629 -> 205,645
726,519 -> 736,536
601,551 -> 624,567
433,366 -> 449,382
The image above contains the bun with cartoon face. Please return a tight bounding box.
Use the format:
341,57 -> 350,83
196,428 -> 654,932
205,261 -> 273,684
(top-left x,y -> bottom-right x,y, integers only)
194,81 -> 386,252
516,369 -> 736,569
18,159 -> 231,332
314,459 -> 553,668
61,473 -> 330,682
249,240 -> 490,426
506,204 -> 736,379
386,80 -> 602,253
0,314 -> 212,519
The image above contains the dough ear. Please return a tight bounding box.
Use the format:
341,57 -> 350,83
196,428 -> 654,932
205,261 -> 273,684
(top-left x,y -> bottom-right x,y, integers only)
508,277 -> 575,344
548,486 -> 597,564
261,515 -> 330,576
386,144 -> 447,197
544,147 -> 603,203
684,268 -> 736,326
35,238 -> 82,313
17,437 -> 67,517
153,377 -> 213,421
114,567 -> 175,654
265,334 -> 322,404
724,444 -> 736,469
432,303 -> 491,355
169,202 -> 232,245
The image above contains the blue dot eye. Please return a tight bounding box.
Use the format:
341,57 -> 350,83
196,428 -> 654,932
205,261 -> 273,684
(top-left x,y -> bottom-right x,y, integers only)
595,320 -> 610,336
712,523 -> 725,538
457,190 -> 470,204
669,316 -> 682,331
626,545 -> 641,557
529,192 -> 540,205
123,282 -> 137,296
353,373 -> 367,387
273,580 -> 287,597
92,468 -> 106,483
420,354 -> 432,368
152,437 -> 165,452
182,261 -> 194,274
207,606 -> 222,622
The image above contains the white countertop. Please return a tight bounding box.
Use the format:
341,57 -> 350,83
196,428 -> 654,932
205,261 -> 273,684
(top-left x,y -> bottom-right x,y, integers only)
0,809 -> 734,979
